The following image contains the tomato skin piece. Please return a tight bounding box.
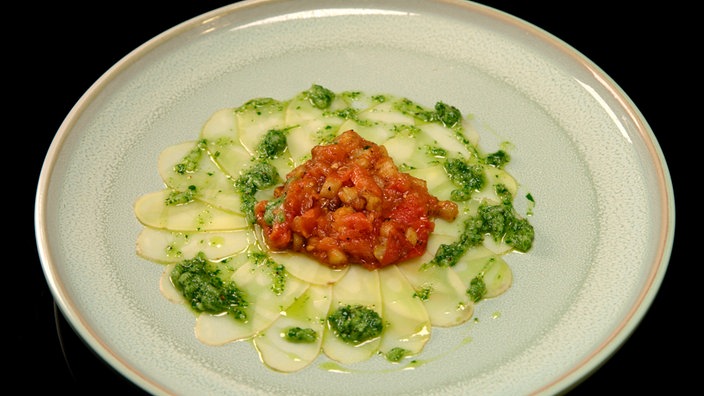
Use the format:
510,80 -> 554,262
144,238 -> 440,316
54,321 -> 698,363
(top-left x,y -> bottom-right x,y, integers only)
255,130 -> 457,270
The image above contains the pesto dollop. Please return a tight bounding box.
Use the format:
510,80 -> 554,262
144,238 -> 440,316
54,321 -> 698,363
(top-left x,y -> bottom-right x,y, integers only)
467,276 -> 488,302
306,84 -> 335,109
284,327 -> 318,343
170,252 -> 248,320
327,304 -> 383,344
385,347 -> 409,362
444,158 -> 486,201
256,129 -> 288,159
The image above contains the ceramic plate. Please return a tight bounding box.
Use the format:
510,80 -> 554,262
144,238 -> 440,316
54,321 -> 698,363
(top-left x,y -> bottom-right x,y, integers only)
35,0 -> 674,394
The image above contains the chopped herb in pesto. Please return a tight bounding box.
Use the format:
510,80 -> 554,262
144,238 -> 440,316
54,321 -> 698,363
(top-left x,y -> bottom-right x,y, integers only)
467,276 -> 488,302
494,183 -> 512,204
413,285 -> 433,301
434,102 -> 461,127
174,139 -> 207,175
256,128 -> 289,159
237,97 -> 285,115
330,107 -> 365,123
165,185 -> 197,206
262,195 -> 285,226
284,327 -> 317,343
235,161 -> 280,223
394,98 -> 435,122
443,158 -> 485,201
426,145 -> 448,158
525,192 -> 535,216
169,252 -> 247,320
306,84 -> 335,109
398,163 -> 416,172
385,347 -> 409,362
484,149 -> 510,169
431,240 -> 471,267
327,304 -> 383,344
394,99 -> 462,128
476,201 -> 535,252
502,217 -> 534,252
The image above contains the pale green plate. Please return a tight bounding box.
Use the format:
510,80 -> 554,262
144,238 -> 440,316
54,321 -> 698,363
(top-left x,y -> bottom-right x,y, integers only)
35,0 -> 674,394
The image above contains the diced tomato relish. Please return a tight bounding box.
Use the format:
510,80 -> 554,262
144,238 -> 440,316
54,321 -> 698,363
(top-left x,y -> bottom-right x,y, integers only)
254,130 -> 458,270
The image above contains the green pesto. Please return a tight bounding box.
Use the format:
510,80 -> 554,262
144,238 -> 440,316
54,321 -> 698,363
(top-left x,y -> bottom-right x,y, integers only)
425,145 -> 447,158
484,149 -> 511,169
174,139 -> 207,175
165,185 -> 197,206
429,190 -> 534,267
328,304 -> 383,344
393,98 -> 462,128
391,123 -> 421,137
234,161 -> 281,223
326,107 -> 371,126
398,163 -> 416,172
385,347 -> 409,362
394,98 -> 435,122
195,209 -> 214,232
494,183 -> 512,204
433,102 -> 461,127
429,237 -> 474,268
467,276 -> 488,302
476,200 -> 535,252
237,97 -> 285,115
443,158 -> 485,201
164,244 -> 182,258
256,128 -> 288,159
341,91 -> 362,100
316,124 -> 337,145
169,252 -> 247,320
284,327 -> 317,343
525,192 -> 536,216
412,285 -> 433,301
249,251 -> 287,295
262,195 -> 285,226
215,136 -> 233,147
306,84 -> 335,109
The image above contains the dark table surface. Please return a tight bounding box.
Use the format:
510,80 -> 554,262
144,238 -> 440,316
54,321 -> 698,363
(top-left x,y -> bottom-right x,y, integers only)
25,1 -> 689,394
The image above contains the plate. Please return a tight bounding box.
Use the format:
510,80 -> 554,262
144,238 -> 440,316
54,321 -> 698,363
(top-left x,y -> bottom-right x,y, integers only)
34,0 -> 674,394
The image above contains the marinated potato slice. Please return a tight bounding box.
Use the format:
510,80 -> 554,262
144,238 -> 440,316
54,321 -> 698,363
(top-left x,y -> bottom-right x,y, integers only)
134,190 -> 248,231
236,98 -> 287,155
378,265 -> 431,357
136,227 -> 252,263
253,284 -> 332,372
322,265 -> 382,364
158,141 -> 242,212
199,108 -> 252,179
269,251 -> 349,286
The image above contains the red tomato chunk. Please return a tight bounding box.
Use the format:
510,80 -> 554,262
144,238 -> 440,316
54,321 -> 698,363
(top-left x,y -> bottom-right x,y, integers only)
254,130 -> 458,270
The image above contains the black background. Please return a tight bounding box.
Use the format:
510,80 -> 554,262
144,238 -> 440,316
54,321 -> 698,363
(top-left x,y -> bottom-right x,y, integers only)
24,1 -> 689,394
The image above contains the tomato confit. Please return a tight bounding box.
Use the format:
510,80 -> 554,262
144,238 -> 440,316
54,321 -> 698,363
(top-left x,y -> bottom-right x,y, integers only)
254,130 -> 458,269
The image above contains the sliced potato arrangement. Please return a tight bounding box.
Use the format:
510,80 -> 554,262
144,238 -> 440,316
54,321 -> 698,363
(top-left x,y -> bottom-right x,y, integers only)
134,85 -> 533,372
